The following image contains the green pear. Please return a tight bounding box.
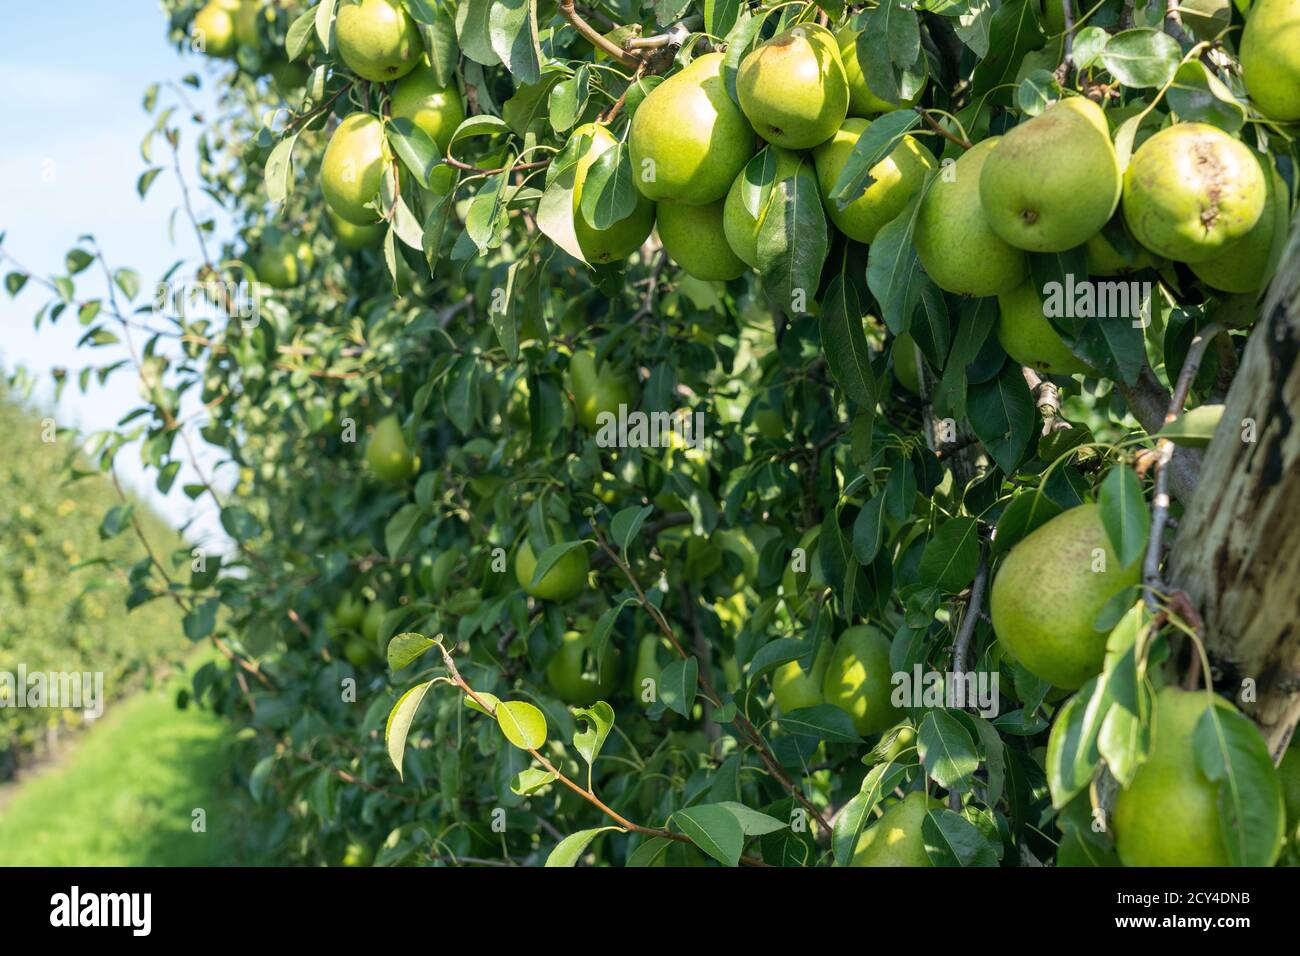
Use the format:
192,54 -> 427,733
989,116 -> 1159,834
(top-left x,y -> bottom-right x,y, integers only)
821,624 -> 901,735
192,0 -> 239,57
996,281 -> 1093,376
836,27 -> 927,117
268,58 -> 310,97
772,641 -> 832,713
722,147 -> 813,269
880,721 -> 918,762
335,0 -> 422,83
1122,123 -> 1266,263
1159,403 -> 1225,448
1191,158 -> 1290,293
255,230 -> 313,289
390,60 -> 465,154
321,112 -> 386,225
361,599 -> 387,643
813,118 -> 935,243
1279,741 -> 1300,832
515,522 -> 589,602
1113,687 -> 1285,866
852,791 -> 939,866
344,634 -> 378,667
1084,231 -> 1161,276
630,634 -> 662,701
335,591 -> 365,630
893,332 -> 923,394
989,504 -> 1141,689
1241,0 -> 1300,122
567,350 -> 634,430
571,124 -> 656,264
365,414 -> 417,481
979,98 -> 1122,253
915,138 -> 1028,296
233,0 -> 260,47
628,52 -> 756,205
1037,0 -> 1067,34
656,199 -> 747,281
737,24 -> 848,150
329,212 -> 385,251
547,630 -> 621,706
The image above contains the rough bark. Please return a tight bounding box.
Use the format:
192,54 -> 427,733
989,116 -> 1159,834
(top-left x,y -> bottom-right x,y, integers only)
1168,222 -> 1300,761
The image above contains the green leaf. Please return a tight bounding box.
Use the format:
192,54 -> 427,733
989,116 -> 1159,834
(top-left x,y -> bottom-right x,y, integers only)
922,808 -> 1000,866
859,0 -> 922,105
1044,676 -> 1110,808
387,632 -> 438,672
1072,26 -> 1109,69
819,275 -> 877,407
917,710 -> 980,792
918,516 -> 979,592
756,162 -> 828,318
64,249 -> 94,275
265,134 -> 299,204
548,65 -> 589,133
384,503 -> 423,559
99,504 -> 133,539
1167,60 -> 1247,133
780,705 -> 864,743
511,767 -> 558,796
545,827 -> 619,866
611,504 -> 654,556
1098,464 -> 1148,568
828,110 -> 922,208
658,657 -> 699,717
385,681 -> 434,779
137,167 -> 163,198
866,192 -> 928,334
672,805 -> 745,866
992,490 -> 1062,555
496,699 -> 547,750
579,140 -> 637,230
488,0 -> 541,85
286,6 -> 317,61
715,801 -> 787,835
1101,28 -> 1182,89
464,690 -> 500,717
1193,703 -> 1287,866
627,836 -> 673,866
528,541 -> 586,589
970,0 -> 1046,100
967,361 -> 1034,474
832,760 -> 909,865
386,117 -> 442,189
852,494 -> 886,564
536,161 -> 586,264
4,272 -> 28,296
572,701 -> 614,770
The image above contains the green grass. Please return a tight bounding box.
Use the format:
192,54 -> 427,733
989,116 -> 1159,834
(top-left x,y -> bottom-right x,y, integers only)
0,657 -> 269,866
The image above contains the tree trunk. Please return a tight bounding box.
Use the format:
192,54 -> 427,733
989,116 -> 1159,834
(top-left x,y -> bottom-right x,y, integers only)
1168,221 -> 1300,761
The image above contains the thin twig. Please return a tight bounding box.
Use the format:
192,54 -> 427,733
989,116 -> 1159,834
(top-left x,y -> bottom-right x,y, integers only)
948,552 -> 989,811
558,0 -> 640,66
1142,323 -> 1221,614
914,106 -> 972,149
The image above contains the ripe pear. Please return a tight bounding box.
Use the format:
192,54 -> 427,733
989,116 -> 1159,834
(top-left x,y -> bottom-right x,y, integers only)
628,52 -> 756,205
1241,0 -> 1300,122
629,634 -> 662,701
546,630 -> 621,706
821,624 -> 901,735
571,124 -> 656,264
996,281 -> 1092,376
1084,231 -> 1161,276
989,504 -> 1141,689
514,523 -> 590,602
1113,686 -> 1285,866
390,60 -> 465,154
365,414 -> 417,481
979,98 -> 1122,253
567,350 -> 634,430
813,119 -> 935,244
772,641 -> 832,713
1122,123 -> 1266,263
915,138 -> 1028,296
335,0 -> 422,83
255,230 -> 313,289
722,147 -> 813,269
656,199 -> 747,281
192,0 -> 239,57
321,112 -> 386,225
737,24 -> 848,150
836,27 -> 927,117
1191,157 -> 1289,293
851,791 -> 939,866
329,212 -> 385,251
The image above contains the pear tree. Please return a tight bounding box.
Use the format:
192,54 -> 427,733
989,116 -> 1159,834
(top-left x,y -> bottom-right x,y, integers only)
5,0 -> 1300,869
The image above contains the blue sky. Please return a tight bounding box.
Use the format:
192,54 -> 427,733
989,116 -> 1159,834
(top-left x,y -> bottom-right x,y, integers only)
1,2 -> 236,550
